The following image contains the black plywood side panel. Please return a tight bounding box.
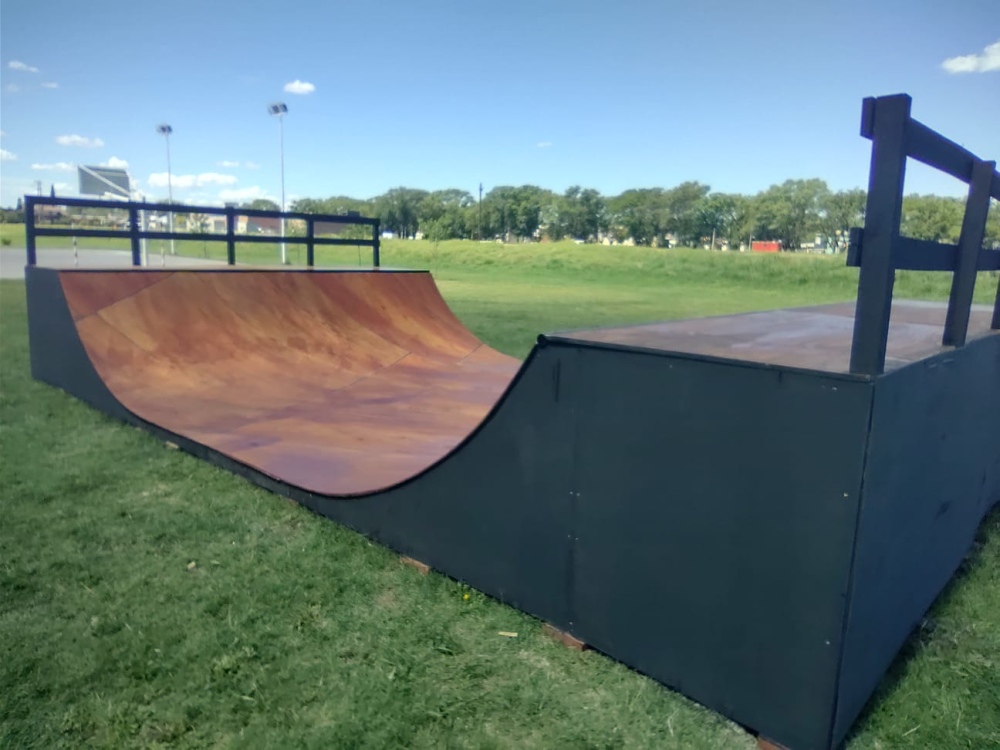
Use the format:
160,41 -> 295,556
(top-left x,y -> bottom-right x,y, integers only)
24,265 -> 578,630
564,345 -> 872,750
317,344 -> 579,628
24,266 -> 131,421
832,333 -> 1000,745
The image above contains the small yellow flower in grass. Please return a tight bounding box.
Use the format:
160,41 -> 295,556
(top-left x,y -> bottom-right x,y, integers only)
463,593 -> 470,601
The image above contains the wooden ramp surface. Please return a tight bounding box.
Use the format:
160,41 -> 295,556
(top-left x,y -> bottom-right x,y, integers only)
60,270 -> 519,496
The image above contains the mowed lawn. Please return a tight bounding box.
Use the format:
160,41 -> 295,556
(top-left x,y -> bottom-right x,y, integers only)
1,243 -> 998,749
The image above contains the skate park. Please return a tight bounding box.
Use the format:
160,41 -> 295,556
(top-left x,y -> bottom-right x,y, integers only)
17,94 -> 999,749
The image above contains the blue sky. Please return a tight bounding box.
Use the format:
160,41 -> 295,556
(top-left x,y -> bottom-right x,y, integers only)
1,0 -> 997,208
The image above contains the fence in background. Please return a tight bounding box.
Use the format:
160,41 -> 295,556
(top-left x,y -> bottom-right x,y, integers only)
23,196 -> 381,269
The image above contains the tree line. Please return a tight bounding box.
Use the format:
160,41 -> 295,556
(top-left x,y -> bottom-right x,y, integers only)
257,181 -> 999,251
3,180 -> 996,251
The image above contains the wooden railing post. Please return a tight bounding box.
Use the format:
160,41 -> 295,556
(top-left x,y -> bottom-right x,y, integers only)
25,196 -> 37,266
943,160 -> 995,346
226,206 -> 236,265
850,94 -> 911,376
306,217 -> 315,267
128,204 -> 142,266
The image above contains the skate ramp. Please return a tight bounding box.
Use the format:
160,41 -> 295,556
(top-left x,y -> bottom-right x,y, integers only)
56,269 -> 519,495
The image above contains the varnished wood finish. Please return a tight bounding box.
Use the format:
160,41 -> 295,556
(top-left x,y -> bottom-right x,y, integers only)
59,270 -> 520,496
556,300 -> 997,375
400,556 -> 431,575
542,623 -> 587,651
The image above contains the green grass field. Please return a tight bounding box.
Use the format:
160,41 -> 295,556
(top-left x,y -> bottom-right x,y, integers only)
1,240 -> 998,748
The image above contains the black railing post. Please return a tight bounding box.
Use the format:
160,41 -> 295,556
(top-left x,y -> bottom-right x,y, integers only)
373,221 -> 381,268
942,159 -> 994,346
128,204 -> 142,266
226,206 -> 236,266
25,196 -> 37,266
306,217 -> 315,268
849,94 -> 911,376
993,273 -> 1000,331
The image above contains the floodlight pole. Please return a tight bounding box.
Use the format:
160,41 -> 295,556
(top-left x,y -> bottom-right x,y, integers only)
156,124 -> 175,255
268,103 -> 288,264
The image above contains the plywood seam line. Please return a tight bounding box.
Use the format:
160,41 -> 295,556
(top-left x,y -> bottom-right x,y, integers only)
454,343 -> 491,366
825,382 -> 878,749
66,271 -> 176,323
199,275 -> 409,382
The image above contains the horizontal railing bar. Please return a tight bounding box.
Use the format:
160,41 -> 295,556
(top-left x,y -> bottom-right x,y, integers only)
33,227 -> 376,246
24,196 -> 379,225
847,230 -> 1000,271
905,120 -> 1000,199
860,103 -> 1000,201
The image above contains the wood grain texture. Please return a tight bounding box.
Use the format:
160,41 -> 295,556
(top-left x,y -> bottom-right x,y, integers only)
59,270 -> 520,496
556,300 -> 997,374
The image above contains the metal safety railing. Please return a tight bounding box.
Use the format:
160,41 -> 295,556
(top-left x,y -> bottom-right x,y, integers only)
24,196 -> 382,269
846,93 -> 1000,375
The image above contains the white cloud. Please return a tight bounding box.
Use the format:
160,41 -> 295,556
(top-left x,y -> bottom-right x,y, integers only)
53,182 -> 70,191
6,84 -> 19,93
245,161 -> 261,169
217,160 -> 240,168
218,186 -> 269,202
0,149 -> 17,161
942,40 -> 1000,74
536,141 -> 553,148
283,79 -> 315,95
8,60 -> 39,73
0,130 -> 6,137
148,172 -> 238,189
41,81 -> 59,89
102,156 -> 129,168
31,161 -> 75,171
56,134 -> 105,148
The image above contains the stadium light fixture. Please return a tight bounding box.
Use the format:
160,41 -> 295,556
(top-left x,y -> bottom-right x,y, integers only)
155,124 -> 175,255
268,103 -> 288,264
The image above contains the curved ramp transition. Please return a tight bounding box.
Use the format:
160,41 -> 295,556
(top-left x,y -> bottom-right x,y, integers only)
56,269 -> 519,495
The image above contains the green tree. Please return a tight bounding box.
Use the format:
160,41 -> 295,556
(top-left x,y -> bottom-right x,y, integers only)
375,187 -> 428,238
696,193 -> 740,249
985,200 -> 1000,248
482,185 -> 552,241
821,189 -> 866,251
753,179 -> 830,249
607,189 -> 667,246
417,189 -> 474,240
662,181 -> 711,245
244,198 -> 280,212
553,186 -> 607,241
901,194 -> 963,242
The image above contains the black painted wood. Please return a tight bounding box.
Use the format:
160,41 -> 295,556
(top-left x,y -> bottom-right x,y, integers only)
24,194 -> 379,224
23,195 -> 380,268
564,344 -> 871,750
944,160 -> 996,346
847,234 -> 1000,272
849,93 -> 999,371
832,334 -> 1000,743
850,95 -> 910,375
905,118 -> 1000,196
